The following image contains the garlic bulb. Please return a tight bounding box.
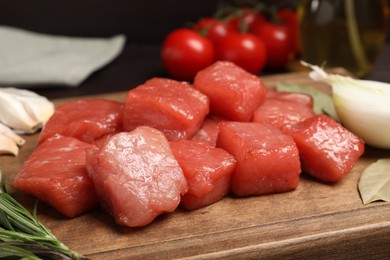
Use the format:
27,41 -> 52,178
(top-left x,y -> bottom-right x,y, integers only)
302,61 -> 390,149
0,87 -> 54,156
0,87 -> 54,133
0,134 -> 19,155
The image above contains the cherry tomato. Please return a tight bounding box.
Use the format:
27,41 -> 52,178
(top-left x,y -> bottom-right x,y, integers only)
277,8 -> 300,55
216,32 -> 267,74
252,21 -> 293,69
194,17 -> 236,44
161,28 -> 215,81
228,7 -> 265,32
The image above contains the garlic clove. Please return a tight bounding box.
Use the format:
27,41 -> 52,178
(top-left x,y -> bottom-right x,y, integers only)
0,122 -> 25,145
0,134 -> 19,156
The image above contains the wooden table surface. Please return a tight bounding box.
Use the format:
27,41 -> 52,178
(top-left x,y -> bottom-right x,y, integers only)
1,69 -> 390,259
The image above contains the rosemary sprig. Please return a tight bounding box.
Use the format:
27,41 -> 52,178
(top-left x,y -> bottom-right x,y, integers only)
0,170 -> 87,260
0,243 -> 44,260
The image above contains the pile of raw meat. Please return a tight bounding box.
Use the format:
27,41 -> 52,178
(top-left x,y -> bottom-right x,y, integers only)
13,61 -> 365,227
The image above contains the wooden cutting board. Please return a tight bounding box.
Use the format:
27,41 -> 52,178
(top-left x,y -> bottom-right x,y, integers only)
1,69 -> 390,259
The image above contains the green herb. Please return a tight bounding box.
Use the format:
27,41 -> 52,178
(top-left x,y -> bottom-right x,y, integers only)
0,170 -> 87,259
358,159 -> 390,205
275,82 -> 339,121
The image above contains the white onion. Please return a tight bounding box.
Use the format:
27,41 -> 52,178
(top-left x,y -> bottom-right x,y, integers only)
302,61 -> 390,149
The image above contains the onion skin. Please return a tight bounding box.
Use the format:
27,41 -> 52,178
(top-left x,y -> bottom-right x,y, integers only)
332,81 -> 390,149
303,61 -> 390,149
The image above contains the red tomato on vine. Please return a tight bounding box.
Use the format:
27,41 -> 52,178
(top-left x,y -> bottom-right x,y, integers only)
216,32 -> 267,74
194,17 -> 236,44
251,21 -> 293,69
161,28 -> 215,81
227,7 -> 265,32
277,8 -> 300,56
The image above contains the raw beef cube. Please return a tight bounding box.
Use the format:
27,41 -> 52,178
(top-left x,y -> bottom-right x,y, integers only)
191,116 -> 221,147
86,126 -> 188,227
38,99 -> 123,144
266,91 -> 314,107
170,140 -> 236,210
13,135 -> 99,218
92,133 -> 115,148
252,98 -> 315,129
284,114 -> 365,183
194,61 -> 267,121
123,77 -> 209,141
216,121 -> 301,197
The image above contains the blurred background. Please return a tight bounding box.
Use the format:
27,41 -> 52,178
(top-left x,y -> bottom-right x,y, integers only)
0,0 -> 388,42
0,1 -> 264,41
0,0 -> 389,97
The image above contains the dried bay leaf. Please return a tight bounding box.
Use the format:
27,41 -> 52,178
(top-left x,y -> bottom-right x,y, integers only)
358,159 -> 390,204
275,82 -> 339,121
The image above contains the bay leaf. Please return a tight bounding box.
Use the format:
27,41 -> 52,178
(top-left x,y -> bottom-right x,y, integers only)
358,159 -> 390,204
275,82 -> 339,121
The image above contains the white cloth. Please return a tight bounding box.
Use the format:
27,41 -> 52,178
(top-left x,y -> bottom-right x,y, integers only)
0,26 -> 126,87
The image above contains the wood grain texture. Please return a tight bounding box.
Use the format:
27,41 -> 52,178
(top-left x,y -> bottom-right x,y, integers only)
1,70 -> 390,259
